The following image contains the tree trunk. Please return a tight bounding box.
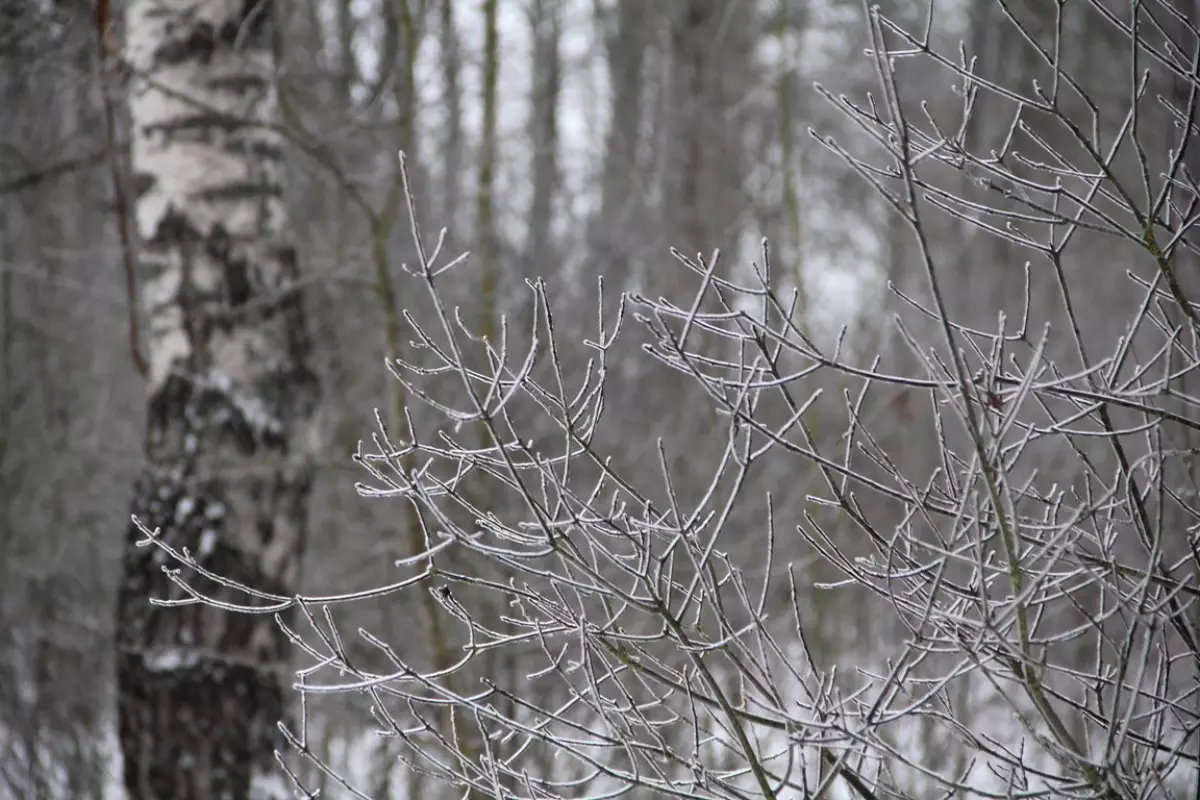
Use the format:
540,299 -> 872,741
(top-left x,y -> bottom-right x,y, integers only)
524,0 -> 561,280
661,0 -> 750,265
117,2 -> 319,798
476,0 -> 499,334
591,0 -> 649,288
437,0 -> 463,231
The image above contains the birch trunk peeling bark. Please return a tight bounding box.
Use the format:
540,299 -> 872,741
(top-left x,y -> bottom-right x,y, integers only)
118,2 -> 319,798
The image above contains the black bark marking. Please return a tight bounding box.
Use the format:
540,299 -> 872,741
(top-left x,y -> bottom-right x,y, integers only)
207,74 -> 268,95
132,171 -> 155,200
144,112 -> 246,143
153,2 -> 273,67
225,1 -> 272,49
154,22 -> 220,66
147,372 -> 195,438
208,224 -> 252,307
196,180 -> 284,203
275,245 -> 319,401
148,205 -> 196,248
228,138 -> 283,162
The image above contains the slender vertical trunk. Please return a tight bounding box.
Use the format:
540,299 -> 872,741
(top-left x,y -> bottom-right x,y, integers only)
775,0 -> 807,329
661,0 -> 749,261
659,0 -> 750,331
117,2 -> 319,798
336,0 -> 358,108
591,0 -> 649,287
477,0 -> 499,339
666,0 -> 709,258
439,0 -> 463,230
524,0 -> 561,279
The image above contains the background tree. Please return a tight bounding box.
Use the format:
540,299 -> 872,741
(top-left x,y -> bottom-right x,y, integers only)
115,1 -> 319,797
0,4 -> 128,798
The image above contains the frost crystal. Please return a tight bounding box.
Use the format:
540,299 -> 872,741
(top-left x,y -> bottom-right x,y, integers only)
175,496 -> 195,523
143,647 -> 200,672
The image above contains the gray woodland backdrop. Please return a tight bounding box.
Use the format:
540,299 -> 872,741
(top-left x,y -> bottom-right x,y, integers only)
2,1 -> 1200,799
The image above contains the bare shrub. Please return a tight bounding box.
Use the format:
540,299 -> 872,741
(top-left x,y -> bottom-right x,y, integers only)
134,2 -> 1200,797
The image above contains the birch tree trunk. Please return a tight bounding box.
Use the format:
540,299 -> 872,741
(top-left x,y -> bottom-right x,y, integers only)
117,2 -> 319,798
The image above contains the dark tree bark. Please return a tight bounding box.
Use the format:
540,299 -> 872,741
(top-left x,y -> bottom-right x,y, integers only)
590,0 -> 650,287
438,0 -> 463,230
662,0 -> 751,263
524,0 -> 561,278
116,2 -> 320,798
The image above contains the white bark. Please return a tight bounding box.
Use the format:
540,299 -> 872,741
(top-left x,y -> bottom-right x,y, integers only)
118,2 -> 318,798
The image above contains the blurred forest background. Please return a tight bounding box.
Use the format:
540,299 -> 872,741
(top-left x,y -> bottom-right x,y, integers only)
1,0 -> 1196,798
